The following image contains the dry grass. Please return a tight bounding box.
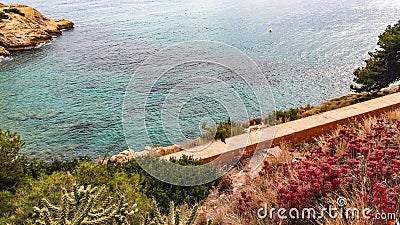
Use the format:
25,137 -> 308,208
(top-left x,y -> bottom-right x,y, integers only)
198,109 -> 400,225
300,85 -> 399,118
196,146 -> 299,225
315,194 -> 371,225
385,109 -> 400,121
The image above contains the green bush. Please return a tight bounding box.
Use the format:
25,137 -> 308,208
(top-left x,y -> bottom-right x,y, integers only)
147,201 -> 198,225
0,191 -> 15,224
3,172 -> 75,224
249,118 -> 262,126
201,118 -> 245,143
3,7 -> 25,16
0,11 -> 9,21
273,108 -> 300,123
22,156 -> 92,179
215,121 -> 231,143
0,129 -> 25,191
0,130 -> 216,223
114,155 -> 218,213
1,169 -> 151,224
32,185 -> 138,225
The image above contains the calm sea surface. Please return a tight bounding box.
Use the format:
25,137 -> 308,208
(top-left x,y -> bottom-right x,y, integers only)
1,0 -> 399,159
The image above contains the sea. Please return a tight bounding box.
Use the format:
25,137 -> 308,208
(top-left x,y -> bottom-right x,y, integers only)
0,0 -> 399,160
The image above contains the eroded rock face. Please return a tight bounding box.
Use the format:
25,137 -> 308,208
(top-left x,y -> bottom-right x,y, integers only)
0,46 -> 10,57
0,4 -> 73,51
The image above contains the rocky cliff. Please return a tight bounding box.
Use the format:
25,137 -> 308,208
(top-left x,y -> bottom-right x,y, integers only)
0,3 -> 73,56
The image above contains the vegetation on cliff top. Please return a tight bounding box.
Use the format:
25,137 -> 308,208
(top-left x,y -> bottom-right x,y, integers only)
201,118 -> 245,143
3,7 -> 25,17
351,20 -> 400,92
0,11 -> 8,22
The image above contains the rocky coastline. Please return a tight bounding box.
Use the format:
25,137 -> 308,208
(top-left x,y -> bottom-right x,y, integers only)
0,3 -> 73,57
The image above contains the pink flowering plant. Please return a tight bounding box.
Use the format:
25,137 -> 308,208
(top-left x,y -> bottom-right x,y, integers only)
248,119 -> 400,223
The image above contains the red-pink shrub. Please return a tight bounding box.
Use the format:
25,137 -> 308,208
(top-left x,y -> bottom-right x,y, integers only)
258,119 -> 400,216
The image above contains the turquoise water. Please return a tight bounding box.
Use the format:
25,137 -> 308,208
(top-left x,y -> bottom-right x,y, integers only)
0,0 -> 399,160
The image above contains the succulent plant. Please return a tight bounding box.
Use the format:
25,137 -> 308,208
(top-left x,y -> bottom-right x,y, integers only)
32,185 -> 138,225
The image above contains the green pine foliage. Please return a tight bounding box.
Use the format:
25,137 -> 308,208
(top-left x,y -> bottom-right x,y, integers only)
351,20 -> 400,92
32,185 -> 138,225
0,129 -> 25,191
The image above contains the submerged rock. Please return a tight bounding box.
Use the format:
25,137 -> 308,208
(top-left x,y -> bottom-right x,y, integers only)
0,3 -> 73,52
69,122 -> 95,132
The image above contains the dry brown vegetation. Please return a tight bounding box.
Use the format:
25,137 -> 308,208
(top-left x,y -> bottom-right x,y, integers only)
299,85 -> 399,118
196,109 -> 400,225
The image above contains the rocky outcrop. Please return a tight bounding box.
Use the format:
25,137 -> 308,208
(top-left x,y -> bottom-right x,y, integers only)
0,46 -> 10,57
54,18 -> 74,30
155,144 -> 183,156
99,149 -> 151,164
104,144 -> 185,164
109,150 -> 136,164
0,3 -> 73,52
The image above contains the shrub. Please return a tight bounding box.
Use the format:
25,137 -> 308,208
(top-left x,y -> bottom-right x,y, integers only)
71,162 -> 153,217
0,191 -> 15,224
217,175 -> 233,195
200,121 -> 217,141
130,155 -> 219,213
260,119 -> 400,220
0,129 -> 25,191
273,108 -> 300,123
22,156 -> 92,179
5,172 -> 76,224
146,201 -> 198,225
215,121 -> 230,143
3,168 -> 151,224
201,118 -> 245,143
66,155 -> 218,214
3,7 -> 25,16
0,131 -> 216,223
0,11 -> 9,21
32,185 -> 138,225
249,118 -> 262,126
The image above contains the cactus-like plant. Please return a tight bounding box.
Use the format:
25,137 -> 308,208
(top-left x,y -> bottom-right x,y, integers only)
32,185 -> 138,225
145,201 -> 198,225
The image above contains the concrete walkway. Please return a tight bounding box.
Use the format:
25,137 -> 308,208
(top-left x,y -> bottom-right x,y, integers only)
163,92 -> 400,162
